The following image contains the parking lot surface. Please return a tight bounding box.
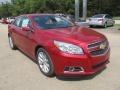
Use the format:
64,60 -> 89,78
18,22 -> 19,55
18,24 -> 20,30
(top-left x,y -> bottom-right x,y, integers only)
0,23 -> 120,90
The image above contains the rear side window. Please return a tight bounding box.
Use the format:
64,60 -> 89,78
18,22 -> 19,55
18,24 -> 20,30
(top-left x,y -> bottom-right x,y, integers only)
13,17 -> 22,27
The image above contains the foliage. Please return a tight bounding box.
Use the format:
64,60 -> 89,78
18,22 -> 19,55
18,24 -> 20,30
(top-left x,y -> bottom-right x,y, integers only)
0,0 -> 120,18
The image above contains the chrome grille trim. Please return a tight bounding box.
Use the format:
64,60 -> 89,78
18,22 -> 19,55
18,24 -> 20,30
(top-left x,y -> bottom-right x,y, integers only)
88,40 -> 109,56
88,40 -> 106,48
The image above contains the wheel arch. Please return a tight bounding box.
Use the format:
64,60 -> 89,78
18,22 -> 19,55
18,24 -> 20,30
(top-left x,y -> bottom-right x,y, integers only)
8,32 -> 12,37
35,45 -> 45,58
35,45 -> 55,76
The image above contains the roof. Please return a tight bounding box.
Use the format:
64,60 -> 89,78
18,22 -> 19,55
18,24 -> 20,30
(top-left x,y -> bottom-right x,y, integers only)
20,13 -> 54,17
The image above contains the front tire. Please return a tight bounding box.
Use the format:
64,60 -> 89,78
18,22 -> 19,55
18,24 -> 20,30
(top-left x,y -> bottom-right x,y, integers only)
104,23 -> 107,28
8,35 -> 16,50
37,48 -> 54,77
112,21 -> 115,26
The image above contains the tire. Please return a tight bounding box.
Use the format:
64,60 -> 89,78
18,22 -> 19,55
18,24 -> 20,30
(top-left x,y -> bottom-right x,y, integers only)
104,23 -> 107,28
37,48 -> 54,77
8,35 -> 16,50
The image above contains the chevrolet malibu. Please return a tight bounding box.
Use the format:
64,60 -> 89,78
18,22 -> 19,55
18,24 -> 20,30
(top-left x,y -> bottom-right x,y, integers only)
8,14 -> 110,77
89,14 -> 115,28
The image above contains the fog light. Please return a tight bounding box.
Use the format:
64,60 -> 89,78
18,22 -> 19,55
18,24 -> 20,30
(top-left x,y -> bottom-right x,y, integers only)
64,67 -> 84,72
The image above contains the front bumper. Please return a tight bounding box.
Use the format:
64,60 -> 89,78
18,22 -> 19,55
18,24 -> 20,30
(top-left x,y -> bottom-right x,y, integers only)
50,48 -> 110,76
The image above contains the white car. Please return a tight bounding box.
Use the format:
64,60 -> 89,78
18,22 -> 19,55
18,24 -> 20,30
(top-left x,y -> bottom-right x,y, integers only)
89,14 -> 115,28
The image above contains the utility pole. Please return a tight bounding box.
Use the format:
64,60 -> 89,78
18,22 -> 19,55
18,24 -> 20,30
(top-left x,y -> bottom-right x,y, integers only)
75,0 -> 79,21
83,0 -> 87,21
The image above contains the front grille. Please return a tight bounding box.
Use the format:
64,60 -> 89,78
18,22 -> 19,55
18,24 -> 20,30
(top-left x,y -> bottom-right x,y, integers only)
88,41 -> 102,48
90,46 -> 108,55
88,40 -> 109,56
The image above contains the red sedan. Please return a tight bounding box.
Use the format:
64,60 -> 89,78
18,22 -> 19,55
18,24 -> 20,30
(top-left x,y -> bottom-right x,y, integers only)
8,14 -> 110,77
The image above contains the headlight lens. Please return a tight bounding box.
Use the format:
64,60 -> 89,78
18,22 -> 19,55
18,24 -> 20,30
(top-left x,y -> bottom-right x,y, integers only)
54,40 -> 84,55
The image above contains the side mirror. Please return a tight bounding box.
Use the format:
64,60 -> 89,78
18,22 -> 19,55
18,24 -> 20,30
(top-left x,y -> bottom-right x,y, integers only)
22,26 -> 30,31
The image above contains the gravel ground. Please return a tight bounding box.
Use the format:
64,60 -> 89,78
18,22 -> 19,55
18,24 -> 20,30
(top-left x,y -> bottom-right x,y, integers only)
0,23 -> 120,90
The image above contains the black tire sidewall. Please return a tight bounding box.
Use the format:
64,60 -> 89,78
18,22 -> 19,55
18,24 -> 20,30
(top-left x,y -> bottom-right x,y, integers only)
104,23 -> 107,28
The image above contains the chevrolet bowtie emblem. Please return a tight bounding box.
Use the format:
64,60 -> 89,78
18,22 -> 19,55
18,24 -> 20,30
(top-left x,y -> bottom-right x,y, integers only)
100,42 -> 107,49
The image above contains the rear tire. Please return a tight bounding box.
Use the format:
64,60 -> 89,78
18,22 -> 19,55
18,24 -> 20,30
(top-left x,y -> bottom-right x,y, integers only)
8,35 -> 16,50
37,48 -> 54,77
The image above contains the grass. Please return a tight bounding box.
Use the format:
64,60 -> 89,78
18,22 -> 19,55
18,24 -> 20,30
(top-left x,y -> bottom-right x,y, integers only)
115,24 -> 120,26
113,17 -> 120,20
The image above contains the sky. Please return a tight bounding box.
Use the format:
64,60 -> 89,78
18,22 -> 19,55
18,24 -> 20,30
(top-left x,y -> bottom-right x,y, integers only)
0,0 -> 11,3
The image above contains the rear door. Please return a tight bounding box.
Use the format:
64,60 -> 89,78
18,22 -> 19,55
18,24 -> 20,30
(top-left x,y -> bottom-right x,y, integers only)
11,16 -> 24,49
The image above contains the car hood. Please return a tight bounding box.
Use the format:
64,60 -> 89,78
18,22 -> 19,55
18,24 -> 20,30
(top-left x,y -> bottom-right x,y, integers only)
45,26 -> 106,44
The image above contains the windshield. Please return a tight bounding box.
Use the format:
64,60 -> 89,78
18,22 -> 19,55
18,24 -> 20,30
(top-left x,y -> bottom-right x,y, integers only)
33,15 -> 74,29
92,14 -> 104,18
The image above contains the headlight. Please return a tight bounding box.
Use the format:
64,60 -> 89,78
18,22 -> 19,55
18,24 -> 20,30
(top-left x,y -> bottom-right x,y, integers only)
54,40 -> 84,55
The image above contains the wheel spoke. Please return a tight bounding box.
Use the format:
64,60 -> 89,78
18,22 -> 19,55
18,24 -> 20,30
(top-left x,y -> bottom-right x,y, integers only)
44,62 -> 50,68
40,64 -> 44,71
38,55 -> 43,62
9,37 -> 13,48
43,64 -> 49,73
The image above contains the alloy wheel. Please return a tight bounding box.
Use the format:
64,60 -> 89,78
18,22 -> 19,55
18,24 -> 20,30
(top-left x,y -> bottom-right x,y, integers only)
38,51 -> 50,73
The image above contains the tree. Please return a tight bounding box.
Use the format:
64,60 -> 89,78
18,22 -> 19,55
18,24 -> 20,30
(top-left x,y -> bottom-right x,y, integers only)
0,0 -> 120,18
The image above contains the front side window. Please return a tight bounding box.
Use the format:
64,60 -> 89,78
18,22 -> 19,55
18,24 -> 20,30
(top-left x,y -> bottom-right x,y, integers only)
33,15 -> 74,29
105,15 -> 112,19
21,17 -> 29,28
